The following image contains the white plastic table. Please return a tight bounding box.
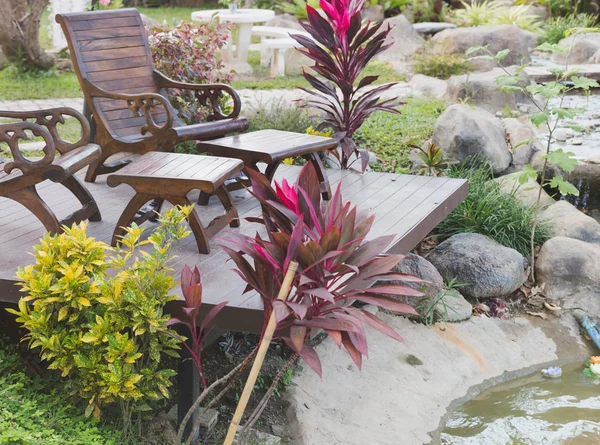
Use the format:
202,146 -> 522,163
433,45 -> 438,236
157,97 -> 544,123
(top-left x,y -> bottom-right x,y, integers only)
191,9 -> 275,74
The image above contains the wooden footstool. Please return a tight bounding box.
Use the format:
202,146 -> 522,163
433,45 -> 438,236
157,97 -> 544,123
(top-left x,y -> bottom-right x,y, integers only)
107,152 -> 244,254
196,129 -> 337,202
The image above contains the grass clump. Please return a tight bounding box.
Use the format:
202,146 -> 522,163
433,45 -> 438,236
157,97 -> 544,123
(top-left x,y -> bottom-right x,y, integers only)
246,98 -> 313,133
412,49 -> 470,80
437,161 -> 551,257
0,339 -> 122,444
354,96 -> 446,173
541,13 -> 599,44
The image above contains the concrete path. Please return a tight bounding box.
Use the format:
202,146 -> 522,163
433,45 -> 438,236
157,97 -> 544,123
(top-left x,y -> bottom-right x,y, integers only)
0,83 -> 415,113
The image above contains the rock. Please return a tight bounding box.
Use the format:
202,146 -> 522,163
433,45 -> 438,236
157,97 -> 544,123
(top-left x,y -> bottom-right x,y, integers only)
554,128 -> 568,142
434,288 -> 472,322
427,233 -> 527,299
446,68 -> 536,113
395,253 -> 445,298
376,15 -> 424,62
197,408 -> 219,432
364,5 -> 384,21
431,25 -> 532,71
572,138 -> 583,145
432,104 -> 512,174
412,22 -> 457,35
502,118 -> 544,171
408,74 -> 447,98
495,176 -> 555,209
556,33 -> 600,64
235,429 -> 281,445
536,237 -> 600,300
271,424 -> 286,437
540,200 -> 600,243
266,13 -> 304,30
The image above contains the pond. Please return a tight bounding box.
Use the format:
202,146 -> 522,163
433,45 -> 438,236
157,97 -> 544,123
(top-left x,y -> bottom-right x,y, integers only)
441,364 -> 600,445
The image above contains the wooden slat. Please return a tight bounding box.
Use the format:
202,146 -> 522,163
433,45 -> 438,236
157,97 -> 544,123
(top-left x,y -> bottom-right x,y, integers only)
70,16 -> 140,31
79,35 -> 146,52
88,66 -> 153,83
81,46 -> 148,62
85,56 -> 150,73
74,27 -> 143,41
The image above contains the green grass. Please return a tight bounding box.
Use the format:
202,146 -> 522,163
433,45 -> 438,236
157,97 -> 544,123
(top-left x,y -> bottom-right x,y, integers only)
232,57 -> 405,90
540,13 -> 599,45
0,340 -> 123,444
436,161 -> 551,256
0,67 -> 81,101
354,96 -> 447,173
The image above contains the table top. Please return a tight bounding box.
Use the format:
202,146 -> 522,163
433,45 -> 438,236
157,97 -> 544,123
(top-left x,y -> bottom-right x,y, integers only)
191,8 -> 275,24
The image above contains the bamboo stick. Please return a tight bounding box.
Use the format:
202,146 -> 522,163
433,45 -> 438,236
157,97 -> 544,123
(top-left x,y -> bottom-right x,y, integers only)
223,261 -> 299,445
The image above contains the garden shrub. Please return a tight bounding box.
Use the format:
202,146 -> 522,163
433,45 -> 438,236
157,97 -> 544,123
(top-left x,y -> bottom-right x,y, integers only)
0,339 -> 123,444
436,161 -> 551,256
246,98 -> 312,134
354,96 -> 446,173
412,47 -> 470,80
541,13 -> 599,44
8,207 -> 193,436
148,20 -> 233,124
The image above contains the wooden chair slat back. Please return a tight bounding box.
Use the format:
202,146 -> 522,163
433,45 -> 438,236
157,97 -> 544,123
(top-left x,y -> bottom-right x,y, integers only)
56,9 -> 169,140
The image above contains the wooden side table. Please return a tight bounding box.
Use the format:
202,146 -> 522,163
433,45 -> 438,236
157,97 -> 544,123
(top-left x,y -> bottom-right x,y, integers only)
196,129 -> 336,202
107,152 -> 244,254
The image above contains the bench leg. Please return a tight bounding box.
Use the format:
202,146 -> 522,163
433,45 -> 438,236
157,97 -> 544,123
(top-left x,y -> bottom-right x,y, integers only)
305,153 -> 332,201
165,195 -> 211,254
270,48 -> 286,78
111,192 -> 155,246
7,186 -> 61,234
60,176 -> 102,226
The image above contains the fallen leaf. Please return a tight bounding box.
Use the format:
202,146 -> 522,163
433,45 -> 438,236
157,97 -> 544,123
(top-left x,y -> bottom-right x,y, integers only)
527,311 -> 548,320
544,302 -> 561,312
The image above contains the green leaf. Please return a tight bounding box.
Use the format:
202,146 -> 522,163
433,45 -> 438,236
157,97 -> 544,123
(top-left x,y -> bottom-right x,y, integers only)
548,176 -> 580,196
495,49 -> 510,62
555,107 -> 585,119
536,42 -> 568,54
465,45 -> 489,56
517,165 -> 538,184
545,148 -> 578,172
530,111 -> 549,127
528,82 -> 565,99
571,76 -> 600,90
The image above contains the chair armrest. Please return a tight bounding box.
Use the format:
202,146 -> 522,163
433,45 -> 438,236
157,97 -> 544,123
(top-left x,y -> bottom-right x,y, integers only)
0,121 -> 56,175
0,107 -> 90,154
45,143 -> 101,182
84,79 -> 175,137
153,70 -> 242,121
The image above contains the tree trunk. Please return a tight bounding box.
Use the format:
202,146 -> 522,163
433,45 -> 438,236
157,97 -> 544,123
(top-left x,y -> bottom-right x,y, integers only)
0,0 -> 54,70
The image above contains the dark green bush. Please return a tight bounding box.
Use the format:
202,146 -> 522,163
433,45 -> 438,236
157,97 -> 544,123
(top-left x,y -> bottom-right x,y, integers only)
437,162 -> 551,256
412,50 -> 470,80
541,13 -> 599,44
354,96 -> 446,173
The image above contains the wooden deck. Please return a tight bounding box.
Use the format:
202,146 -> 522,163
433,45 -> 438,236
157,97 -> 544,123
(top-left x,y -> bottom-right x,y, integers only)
0,165 -> 467,333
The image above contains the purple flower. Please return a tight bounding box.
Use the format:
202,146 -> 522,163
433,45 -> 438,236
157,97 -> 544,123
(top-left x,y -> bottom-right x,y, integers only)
541,366 -> 562,378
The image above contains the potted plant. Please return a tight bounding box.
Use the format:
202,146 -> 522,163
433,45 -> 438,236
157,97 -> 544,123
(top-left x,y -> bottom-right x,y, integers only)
220,0 -> 240,14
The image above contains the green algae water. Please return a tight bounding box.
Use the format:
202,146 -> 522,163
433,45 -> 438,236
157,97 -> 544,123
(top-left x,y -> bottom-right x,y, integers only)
441,364 -> 600,445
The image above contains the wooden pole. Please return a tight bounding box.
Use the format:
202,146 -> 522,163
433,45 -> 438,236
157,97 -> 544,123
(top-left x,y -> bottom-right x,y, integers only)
223,261 -> 299,445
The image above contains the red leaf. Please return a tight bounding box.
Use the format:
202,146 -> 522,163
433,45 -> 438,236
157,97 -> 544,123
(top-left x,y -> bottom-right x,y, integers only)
298,343 -> 323,378
325,329 -> 342,347
367,284 -> 424,297
284,219 -> 304,271
295,317 -> 361,332
341,332 -> 362,370
353,294 -> 419,315
274,300 -> 292,323
346,307 -> 403,342
290,325 -> 308,352
348,330 -> 368,356
199,301 -> 228,334
286,301 -> 309,319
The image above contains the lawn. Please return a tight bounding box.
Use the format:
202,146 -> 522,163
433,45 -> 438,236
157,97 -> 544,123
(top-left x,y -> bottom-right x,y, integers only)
0,67 -> 81,101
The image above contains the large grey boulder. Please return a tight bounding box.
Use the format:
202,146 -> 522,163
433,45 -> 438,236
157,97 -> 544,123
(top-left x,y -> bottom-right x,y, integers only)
428,233 -> 527,299
376,15 -> 424,62
408,74 -> 447,98
502,117 -> 545,171
540,200 -> 600,243
555,33 -> 600,64
536,236 -> 600,300
446,68 -> 534,113
394,253 -> 444,297
431,25 -> 532,71
495,175 -> 555,209
432,104 -> 512,174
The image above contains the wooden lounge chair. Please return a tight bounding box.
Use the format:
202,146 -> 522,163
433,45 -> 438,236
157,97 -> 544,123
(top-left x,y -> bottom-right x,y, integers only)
56,9 -> 249,183
56,9 -> 334,201
0,108 -> 102,233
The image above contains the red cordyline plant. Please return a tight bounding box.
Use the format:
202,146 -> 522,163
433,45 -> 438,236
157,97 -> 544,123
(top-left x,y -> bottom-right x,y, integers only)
291,0 -> 404,171
218,164 -> 424,376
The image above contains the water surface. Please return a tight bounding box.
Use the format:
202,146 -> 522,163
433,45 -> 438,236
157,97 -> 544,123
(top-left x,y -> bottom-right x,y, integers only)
442,364 -> 600,445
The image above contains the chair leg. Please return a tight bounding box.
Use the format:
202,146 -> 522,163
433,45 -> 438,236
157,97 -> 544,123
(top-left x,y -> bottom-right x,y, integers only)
60,175 -> 102,224
166,195 -> 211,254
197,191 -> 211,207
148,199 -> 165,222
306,153 -> 332,201
111,192 -> 154,246
85,156 -> 104,183
215,185 -> 240,228
7,186 -> 61,234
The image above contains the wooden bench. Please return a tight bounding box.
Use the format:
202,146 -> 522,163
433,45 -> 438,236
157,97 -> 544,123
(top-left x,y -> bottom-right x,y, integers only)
107,152 -> 243,254
0,108 -> 102,234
